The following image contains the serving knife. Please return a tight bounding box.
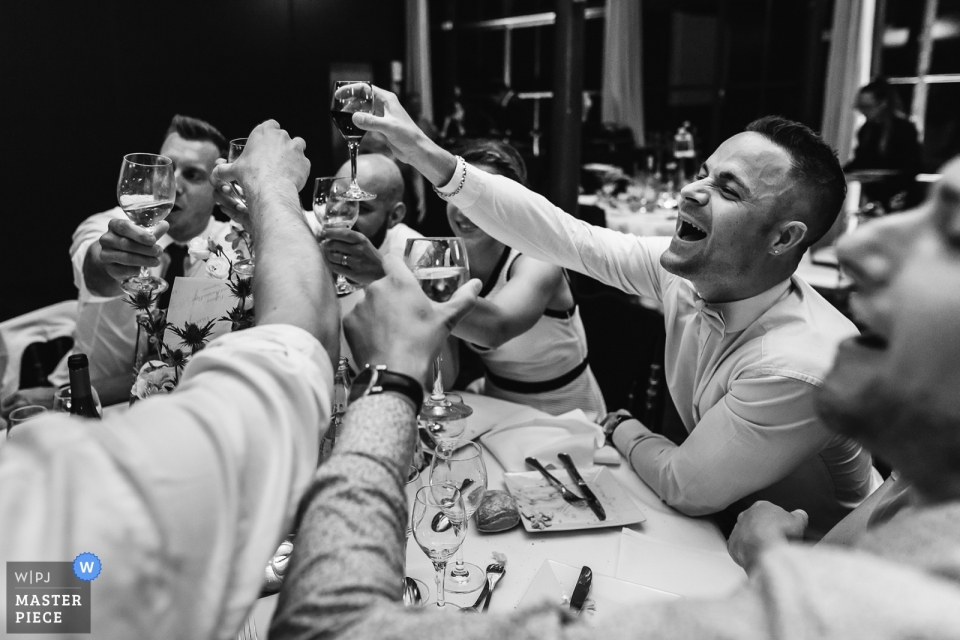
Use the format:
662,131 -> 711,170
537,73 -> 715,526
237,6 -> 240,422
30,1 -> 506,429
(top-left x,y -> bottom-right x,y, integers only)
525,457 -> 587,506
569,565 -> 593,614
557,453 -> 607,521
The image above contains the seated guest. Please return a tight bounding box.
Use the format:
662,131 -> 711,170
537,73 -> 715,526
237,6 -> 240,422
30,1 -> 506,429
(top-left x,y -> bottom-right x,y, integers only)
0,119 -> 481,639
845,78 -> 923,211
270,157 -> 960,639
55,115 -> 246,405
446,139 -> 605,417
350,88 -> 879,535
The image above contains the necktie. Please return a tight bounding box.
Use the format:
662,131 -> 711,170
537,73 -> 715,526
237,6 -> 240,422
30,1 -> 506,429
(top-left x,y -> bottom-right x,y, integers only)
157,243 -> 188,309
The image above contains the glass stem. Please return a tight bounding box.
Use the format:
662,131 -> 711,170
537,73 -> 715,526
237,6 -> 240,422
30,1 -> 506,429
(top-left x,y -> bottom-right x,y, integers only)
450,543 -> 468,578
431,356 -> 444,401
434,561 -> 447,608
139,266 -> 150,279
349,141 -> 360,185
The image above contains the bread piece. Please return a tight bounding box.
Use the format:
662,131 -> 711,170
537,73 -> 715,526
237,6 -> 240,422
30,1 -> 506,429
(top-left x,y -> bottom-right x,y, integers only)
476,490 -> 521,533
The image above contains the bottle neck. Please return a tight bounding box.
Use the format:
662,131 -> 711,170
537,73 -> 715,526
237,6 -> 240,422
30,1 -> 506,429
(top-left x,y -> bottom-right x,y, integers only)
69,366 -> 93,401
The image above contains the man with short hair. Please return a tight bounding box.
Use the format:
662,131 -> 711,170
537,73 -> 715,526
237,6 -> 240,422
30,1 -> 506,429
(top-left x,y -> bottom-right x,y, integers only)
55,114 -> 247,404
350,89 -> 879,535
270,157 -> 960,640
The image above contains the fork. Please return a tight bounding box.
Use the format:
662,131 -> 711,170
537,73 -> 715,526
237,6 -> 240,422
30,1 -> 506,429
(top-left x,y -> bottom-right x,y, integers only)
525,457 -> 587,506
479,562 -> 506,612
238,616 -> 258,640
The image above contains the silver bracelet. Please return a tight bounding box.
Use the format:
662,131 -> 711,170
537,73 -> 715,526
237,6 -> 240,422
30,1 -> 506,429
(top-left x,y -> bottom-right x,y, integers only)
433,156 -> 466,199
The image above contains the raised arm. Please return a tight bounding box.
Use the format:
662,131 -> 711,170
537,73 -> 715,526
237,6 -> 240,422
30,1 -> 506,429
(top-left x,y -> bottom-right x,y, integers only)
353,87 -> 668,300
452,255 -> 564,349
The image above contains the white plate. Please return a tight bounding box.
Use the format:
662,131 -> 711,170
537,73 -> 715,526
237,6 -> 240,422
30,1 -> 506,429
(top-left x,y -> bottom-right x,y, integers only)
517,560 -> 680,624
503,466 -> 646,532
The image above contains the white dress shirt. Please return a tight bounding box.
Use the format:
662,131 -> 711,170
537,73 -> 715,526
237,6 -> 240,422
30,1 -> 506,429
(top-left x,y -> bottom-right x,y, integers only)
438,159 -> 879,533
52,208 -> 243,402
0,324 -> 331,640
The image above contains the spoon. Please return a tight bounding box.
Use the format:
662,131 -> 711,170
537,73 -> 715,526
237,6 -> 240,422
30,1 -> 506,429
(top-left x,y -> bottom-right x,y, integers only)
429,479 -> 474,532
402,576 -> 422,606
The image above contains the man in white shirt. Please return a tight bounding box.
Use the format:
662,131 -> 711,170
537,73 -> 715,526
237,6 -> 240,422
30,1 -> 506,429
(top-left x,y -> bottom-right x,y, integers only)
52,115 -> 247,405
350,88 -> 879,536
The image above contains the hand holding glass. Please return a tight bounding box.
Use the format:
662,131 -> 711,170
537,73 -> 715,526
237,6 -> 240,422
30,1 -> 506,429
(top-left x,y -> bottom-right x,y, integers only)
314,177 -> 361,295
226,138 -> 255,277
117,153 -> 176,295
331,81 -> 376,201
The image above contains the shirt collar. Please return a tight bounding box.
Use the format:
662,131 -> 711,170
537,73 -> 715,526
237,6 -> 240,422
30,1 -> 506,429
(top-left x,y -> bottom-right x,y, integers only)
696,279 -> 793,335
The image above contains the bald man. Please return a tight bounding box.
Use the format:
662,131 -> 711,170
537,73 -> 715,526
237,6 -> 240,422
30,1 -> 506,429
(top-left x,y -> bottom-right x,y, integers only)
319,153 -> 422,286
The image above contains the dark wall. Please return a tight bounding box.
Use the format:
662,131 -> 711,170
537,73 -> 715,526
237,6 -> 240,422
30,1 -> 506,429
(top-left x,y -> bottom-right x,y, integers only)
0,0 -> 404,320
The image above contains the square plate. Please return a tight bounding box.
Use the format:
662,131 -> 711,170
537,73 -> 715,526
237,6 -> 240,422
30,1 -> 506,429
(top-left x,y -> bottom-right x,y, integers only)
503,466 -> 646,532
517,560 -> 680,624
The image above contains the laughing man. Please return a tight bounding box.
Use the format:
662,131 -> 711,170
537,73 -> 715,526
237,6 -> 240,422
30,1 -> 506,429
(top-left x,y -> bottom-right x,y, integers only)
352,87 -> 879,536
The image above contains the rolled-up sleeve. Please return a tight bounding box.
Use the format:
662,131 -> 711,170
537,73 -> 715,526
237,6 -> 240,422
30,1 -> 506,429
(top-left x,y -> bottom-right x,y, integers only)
0,324 -> 331,640
614,374 -> 832,515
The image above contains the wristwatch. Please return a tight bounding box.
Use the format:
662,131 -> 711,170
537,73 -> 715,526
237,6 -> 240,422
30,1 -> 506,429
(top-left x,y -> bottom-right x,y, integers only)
601,410 -> 635,446
348,365 -> 423,415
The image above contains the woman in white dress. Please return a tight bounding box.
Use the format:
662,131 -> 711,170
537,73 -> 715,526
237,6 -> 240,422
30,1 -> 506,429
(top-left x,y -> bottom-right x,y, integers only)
448,140 -> 606,418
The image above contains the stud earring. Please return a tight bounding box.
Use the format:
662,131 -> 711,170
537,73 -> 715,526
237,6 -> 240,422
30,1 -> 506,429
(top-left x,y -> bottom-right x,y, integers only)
773,250 -> 780,255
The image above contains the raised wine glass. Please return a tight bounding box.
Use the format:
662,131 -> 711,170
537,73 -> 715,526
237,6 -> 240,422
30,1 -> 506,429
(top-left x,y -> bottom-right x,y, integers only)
227,137 -> 255,277
117,153 -> 176,295
411,483 -> 467,610
429,440 -> 488,594
331,81 -> 376,201
402,237 -> 469,406
314,176 -> 361,295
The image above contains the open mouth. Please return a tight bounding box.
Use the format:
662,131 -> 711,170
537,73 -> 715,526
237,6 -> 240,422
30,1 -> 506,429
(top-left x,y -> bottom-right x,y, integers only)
677,219 -> 708,242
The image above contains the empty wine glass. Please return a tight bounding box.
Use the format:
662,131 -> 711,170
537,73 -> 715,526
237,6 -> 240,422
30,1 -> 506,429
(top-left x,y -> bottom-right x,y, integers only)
227,137 -> 255,277
412,483 -> 467,610
117,153 -> 176,295
429,440 -> 487,594
7,406 -> 48,439
404,466 -> 429,603
314,176 -> 361,295
403,237 -> 469,406
331,81 -> 376,201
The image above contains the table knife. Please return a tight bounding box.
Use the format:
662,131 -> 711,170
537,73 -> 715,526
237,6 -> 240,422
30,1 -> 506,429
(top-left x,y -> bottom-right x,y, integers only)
525,457 -> 587,506
569,565 -> 593,614
557,453 -> 607,521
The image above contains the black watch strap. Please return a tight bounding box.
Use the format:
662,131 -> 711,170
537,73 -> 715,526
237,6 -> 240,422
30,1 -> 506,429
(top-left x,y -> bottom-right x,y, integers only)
602,411 -> 634,446
348,365 -> 424,415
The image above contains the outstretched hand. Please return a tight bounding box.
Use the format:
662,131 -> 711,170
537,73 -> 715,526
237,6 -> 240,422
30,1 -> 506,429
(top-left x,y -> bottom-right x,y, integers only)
320,227 -> 386,286
97,218 -> 169,283
346,87 -> 423,166
212,158 -> 252,230
344,255 -> 481,385
727,501 -> 809,572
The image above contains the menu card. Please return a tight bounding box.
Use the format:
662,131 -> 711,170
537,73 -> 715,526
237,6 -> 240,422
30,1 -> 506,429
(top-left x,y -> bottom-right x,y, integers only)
163,277 -> 235,350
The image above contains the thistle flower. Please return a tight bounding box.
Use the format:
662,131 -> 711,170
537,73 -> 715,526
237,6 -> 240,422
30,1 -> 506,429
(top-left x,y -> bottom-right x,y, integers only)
168,319 -> 217,354
124,290 -> 159,313
227,276 -> 253,301
220,306 -> 255,332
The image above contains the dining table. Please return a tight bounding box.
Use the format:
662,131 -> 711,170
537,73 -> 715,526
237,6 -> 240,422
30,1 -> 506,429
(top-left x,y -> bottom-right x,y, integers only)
249,392 -> 744,636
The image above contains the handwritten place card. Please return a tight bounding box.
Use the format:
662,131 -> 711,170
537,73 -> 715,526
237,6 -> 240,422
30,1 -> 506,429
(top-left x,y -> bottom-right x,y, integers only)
163,277 -> 235,350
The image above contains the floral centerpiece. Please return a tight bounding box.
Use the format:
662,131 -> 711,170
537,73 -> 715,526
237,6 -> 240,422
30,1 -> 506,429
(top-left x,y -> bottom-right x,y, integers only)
127,230 -> 255,403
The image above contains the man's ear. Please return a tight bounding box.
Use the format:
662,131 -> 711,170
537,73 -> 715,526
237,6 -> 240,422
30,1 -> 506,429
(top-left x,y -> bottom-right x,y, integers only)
771,220 -> 808,256
387,202 -> 406,228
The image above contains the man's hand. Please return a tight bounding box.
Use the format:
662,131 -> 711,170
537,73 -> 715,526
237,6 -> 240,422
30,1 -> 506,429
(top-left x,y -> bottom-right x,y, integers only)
85,218 -> 170,295
351,87 -> 457,188
320,228 -> 386,286
210,120 -> 309,222
727,501 -> 809,572
212,158 -> 252,230
344,255 -> 481,385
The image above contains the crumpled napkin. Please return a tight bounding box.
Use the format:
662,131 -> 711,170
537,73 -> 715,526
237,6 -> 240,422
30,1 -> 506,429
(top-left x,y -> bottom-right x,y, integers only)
480,409 -> 618,472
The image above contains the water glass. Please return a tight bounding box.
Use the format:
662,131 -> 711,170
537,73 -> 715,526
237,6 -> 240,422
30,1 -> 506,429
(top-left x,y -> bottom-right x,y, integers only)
411,484 -> 466,609
7,405 -> 48,438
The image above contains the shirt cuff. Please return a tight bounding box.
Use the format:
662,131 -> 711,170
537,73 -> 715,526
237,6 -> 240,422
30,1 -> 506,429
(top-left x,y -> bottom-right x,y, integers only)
612,417 -> 654,455
436,160 -> 486,211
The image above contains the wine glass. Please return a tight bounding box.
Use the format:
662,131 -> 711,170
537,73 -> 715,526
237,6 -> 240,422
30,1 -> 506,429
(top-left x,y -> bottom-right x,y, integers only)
117,153 -> 176,295
7,406 -> 48,439
403,237 -> 469,406
404,466 -> 429,603
227,137 -> 255,277
429,440 -> 488,594
331,81 -> 376,201
419,392 -> 473,455
411,483 -> 467,609
313,176 -> 361,295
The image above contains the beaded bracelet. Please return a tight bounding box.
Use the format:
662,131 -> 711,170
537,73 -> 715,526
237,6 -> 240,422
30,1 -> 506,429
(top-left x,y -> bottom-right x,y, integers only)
432,156 -> 467,199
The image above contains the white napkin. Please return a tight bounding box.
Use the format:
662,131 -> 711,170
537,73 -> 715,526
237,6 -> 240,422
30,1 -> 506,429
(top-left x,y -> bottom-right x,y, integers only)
615,528 -> 746,598
480,409 -> 611,472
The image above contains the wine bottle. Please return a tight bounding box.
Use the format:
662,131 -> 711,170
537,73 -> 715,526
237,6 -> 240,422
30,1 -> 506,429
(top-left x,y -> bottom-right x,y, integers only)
68,354 -> 101,420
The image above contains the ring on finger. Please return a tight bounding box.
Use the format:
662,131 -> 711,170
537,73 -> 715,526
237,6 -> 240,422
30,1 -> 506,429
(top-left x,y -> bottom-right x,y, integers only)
340,254 -> 349,267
